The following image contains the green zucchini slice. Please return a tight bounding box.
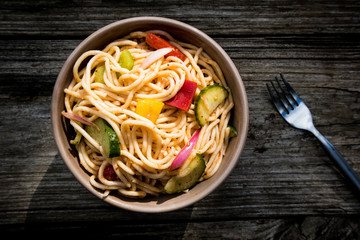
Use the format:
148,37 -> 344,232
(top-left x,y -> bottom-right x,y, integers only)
85,118 -> 120,158
164,154 -> 205,194
195,85 -> 228,126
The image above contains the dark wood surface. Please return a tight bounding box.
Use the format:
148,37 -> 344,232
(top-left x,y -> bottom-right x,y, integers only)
1,0 -> 360,238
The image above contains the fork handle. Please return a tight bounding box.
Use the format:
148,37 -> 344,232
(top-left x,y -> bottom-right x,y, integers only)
310,128 -> 360,194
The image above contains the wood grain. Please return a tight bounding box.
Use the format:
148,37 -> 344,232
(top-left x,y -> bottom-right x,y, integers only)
2,216 -> 360,239
1,0 -> 360,238
1,0 -> 360,38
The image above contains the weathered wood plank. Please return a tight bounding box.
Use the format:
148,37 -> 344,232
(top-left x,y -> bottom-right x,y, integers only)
1,216 -> 360,239
0,0 -> 359,38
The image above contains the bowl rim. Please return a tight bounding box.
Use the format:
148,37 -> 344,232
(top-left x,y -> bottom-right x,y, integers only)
51,16 -> 249,213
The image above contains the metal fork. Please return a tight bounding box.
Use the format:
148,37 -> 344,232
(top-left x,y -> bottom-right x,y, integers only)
266,73 -> 360,194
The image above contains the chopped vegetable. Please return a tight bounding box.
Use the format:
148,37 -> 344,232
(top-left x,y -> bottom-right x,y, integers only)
195,85 -> 229,126
170,128 -> 201,170
62,110 -> 98,129
94,65 -> 105,84
164,80 -> 197,111
119,49 -> 134,70
103,165 -> 119,181
228,125 -> 238,138
85,118 -> 120,158
140,48 -> 172,69
116,49 -> 134,78
135,99 -> 165,123
146,33 -> 186,61
164,154 -> 205,194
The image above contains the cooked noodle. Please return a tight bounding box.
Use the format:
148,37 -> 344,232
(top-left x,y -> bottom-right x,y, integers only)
64,30 -> 234,198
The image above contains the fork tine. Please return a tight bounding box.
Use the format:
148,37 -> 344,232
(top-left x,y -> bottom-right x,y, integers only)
275,76 -> 296,112
271,79 -> 292,114
275,76 -> 297,110
279,73 -> 302,104
266,82 -> 287,116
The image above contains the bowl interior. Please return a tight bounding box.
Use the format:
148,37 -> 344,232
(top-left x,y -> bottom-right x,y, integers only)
52,17 -> 249,212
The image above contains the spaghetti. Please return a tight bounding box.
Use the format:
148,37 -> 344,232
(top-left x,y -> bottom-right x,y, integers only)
63,30 -> 234,198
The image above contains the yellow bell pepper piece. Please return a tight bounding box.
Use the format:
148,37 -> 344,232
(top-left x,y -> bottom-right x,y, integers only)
135,99 -> 164,123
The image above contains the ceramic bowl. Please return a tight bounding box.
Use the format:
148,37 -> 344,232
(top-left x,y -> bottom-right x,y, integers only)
52,16 -> 249,212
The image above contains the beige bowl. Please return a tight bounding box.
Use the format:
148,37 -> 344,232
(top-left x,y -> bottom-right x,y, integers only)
52,16 -> 249,212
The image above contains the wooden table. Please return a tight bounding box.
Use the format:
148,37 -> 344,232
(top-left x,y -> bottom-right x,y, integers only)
1,0 -> 359,238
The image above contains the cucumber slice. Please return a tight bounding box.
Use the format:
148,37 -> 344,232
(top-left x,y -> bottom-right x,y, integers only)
164,154 -> 205,194
85,118 -> 120,158
94,65 -> 105,84
116,49 -> 134,78
195,85 -> 229,126
119,49 -> 134,70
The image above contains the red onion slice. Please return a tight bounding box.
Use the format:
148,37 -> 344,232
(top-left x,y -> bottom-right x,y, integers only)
140,48 -> 172,69
61,111 -> 97,128
170,129 -> 201,170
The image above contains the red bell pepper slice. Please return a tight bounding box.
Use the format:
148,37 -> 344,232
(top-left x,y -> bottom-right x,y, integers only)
165,80 -> 197,111
146,33 -> 186,61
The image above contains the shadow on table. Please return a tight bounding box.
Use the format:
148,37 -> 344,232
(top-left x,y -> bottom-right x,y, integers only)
23,154 -> 194,238
16,154 -> 360,239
